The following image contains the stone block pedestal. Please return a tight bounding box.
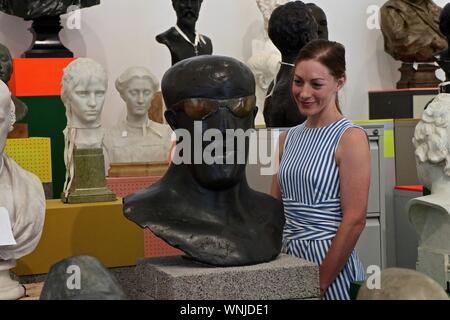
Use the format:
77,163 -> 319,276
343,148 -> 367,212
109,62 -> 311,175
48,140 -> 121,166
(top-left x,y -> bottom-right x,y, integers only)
132,254 -> 319,300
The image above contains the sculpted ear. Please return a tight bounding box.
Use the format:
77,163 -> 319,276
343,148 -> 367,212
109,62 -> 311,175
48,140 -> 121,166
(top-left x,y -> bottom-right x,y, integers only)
164,110 -> 178,130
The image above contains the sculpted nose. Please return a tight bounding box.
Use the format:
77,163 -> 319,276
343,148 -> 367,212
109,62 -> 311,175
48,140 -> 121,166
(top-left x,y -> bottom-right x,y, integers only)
88,93 -> 96,107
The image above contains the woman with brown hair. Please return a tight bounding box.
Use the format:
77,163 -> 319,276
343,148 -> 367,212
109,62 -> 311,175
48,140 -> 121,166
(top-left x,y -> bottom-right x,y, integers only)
271,39 -> 370,300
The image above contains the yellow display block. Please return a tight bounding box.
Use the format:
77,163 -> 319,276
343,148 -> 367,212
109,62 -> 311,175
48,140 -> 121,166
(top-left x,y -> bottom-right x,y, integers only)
5,137 -> 52,183
14,199 -> 144,276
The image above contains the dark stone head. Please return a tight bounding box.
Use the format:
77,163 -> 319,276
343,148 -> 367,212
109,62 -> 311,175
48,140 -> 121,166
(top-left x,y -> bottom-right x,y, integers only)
0,0 -> 100,20
172,0 -> 203,27
307,3 -> 328,40
40,256 -> 127,300
162,55 -> 257,189
0,44 -> 12,84
440,3 -> 450,38
268,1 -> 318,60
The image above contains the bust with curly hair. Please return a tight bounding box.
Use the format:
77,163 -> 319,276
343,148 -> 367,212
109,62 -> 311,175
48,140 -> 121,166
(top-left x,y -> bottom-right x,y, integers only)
263,0 -> 318,127
408,94 -> 450,289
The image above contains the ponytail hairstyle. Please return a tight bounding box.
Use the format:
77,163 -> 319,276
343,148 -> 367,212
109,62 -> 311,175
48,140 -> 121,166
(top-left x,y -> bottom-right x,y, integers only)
293,39 -> 346,114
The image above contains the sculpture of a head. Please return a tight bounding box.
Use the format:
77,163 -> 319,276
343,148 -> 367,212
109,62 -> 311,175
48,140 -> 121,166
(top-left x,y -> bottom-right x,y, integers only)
0,0 -> 101,20
0,81 -> 14,155
115,67 -> 159,120
268,1 -> 318,59
413,94 -> 450,189
61,58 -> 108,129
256,0 -> 288,33
40,256 -> 127,300
306,3 -> 328,40
172,0 -> 203,28
0,44 -> 12,84
357,268 -> 449,300
162,55 -> 257,189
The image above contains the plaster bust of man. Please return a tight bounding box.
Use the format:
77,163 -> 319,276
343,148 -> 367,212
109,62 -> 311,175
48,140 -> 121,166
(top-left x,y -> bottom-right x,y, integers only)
263,1 -> 317,127
0,0 -> 100,20
0,43 -> 27,121
380,0 -> 446,62
61,58 -> 107,150
0,81 -> 45,300
124,55 -> 284,267
103,66 -> 173,165
156,0 -> 213,66
408,94 -> 450,288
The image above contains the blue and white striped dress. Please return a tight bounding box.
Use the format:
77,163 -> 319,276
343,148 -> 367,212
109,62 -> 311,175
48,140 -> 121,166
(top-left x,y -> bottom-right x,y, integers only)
278,117 -> 366,300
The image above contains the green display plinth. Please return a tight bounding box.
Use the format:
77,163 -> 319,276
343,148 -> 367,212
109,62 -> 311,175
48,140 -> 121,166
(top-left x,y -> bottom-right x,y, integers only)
62,148 -> 116,204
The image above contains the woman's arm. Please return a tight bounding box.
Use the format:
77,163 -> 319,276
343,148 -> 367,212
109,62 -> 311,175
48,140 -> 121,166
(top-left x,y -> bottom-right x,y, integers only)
270,130 -> 287,200
319,127 -> 370,298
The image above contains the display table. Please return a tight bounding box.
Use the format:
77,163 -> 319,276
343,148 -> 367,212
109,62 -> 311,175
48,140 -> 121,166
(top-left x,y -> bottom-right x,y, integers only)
13,199 -> 144,276
9,57 -> 75,199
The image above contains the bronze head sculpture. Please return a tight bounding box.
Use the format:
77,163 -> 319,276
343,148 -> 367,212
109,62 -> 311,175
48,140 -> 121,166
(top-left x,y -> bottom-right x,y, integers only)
263,0 -> 317,128
380,0 -> 445,63
0,0 -> 101,57
156,0 -> 213,66
40,256 -> 127,300
380,0 -> 446,88
123,55 -> 285,267
307,3 -> 328,40
0,43 -> 27,121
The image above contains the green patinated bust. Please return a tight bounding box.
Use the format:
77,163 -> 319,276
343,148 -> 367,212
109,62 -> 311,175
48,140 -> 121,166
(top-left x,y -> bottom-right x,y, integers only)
0,43 -> 27,121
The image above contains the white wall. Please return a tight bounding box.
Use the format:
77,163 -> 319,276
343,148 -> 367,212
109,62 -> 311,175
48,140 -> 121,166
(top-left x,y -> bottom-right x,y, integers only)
0,0 -> 447,125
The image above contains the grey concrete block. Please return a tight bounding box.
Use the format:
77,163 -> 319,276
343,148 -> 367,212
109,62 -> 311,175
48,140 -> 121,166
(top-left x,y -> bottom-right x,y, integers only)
134,254 -> 319,300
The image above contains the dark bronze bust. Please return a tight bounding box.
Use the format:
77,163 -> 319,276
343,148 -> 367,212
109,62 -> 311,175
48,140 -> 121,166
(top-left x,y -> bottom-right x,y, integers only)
156,0 -> 213,66
434,3 -> 450,89
0,43 -> 27,121
0,0 -> 100,19
40,256 -> 127,300
380,0 -> 445,63
0,0 -> 100,57
380,0 -> 446,88
123,55 -> 285,267
307,3 -> 328,40
263,1 -> 317,128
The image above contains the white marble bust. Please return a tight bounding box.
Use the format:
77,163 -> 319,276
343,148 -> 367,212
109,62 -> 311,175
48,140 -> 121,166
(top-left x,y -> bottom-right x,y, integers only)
408,93 -> 450,289
0,81 -> 45,300
61,58 -> 108,150
103,66 -> 173,166
247,0 -> 286,126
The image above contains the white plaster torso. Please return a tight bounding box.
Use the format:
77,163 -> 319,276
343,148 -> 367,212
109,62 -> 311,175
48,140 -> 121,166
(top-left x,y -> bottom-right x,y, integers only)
408,195 -> 450,252
247,36 -> 281,126
103,119 -> 173,164
0,154 -> 45,263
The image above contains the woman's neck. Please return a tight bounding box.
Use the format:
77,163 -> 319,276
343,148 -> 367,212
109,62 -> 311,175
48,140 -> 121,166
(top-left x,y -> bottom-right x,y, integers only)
306,102 -> 342,128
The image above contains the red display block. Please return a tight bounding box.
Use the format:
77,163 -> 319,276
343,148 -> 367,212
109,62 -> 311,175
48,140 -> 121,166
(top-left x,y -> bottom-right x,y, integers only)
106,176 -> 183,258
9,58 -> 75,96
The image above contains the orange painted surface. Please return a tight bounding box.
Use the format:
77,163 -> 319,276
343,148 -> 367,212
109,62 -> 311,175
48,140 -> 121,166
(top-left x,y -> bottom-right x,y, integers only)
394,185 -> 423,192
9,58 -> 75,96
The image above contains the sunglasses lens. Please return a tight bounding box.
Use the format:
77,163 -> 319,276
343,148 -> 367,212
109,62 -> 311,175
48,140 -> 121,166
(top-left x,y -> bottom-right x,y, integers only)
230,96 -> 256,118
184,99 -> 216,120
